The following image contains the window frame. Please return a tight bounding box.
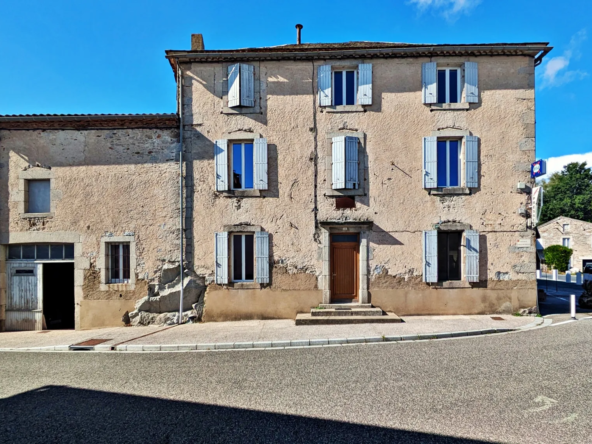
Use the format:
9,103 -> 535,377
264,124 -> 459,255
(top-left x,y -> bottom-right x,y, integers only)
230,233 -> 255,282
332,69 -> 357,106
562,238 -> 571,248
437,231 -> 463,282
437,67 -> 461,104
230,141 -> 255,190
437,139 -> 462,188
108,243 -> 131,284
563,224 -> 570,233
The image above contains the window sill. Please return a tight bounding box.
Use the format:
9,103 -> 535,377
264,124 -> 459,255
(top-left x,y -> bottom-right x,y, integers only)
229,282 -> 261,290
325,187 -> 365,197
429,187 -> 471,196
430,103 -> 471,111
100,283 -> 136,291
222,105 -> 261,115
431,281 -> 472,289
221,190 -> 262,198
20,212 -> 54,219
322,105 -> 365,113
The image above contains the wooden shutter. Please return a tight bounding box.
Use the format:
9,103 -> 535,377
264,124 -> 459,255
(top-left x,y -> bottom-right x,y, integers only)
254,138 -> 268,190
318,65 -> 332,106
357,63 -> 372,105
255,232 -> 270,284
332,136 -> 346,189
422,62 -> 437,104
240,64 -> 255,107
345,136 -> 359,189
423,136 -> 438,189
465,136 -> 479,188
423,230 -> 438,283
228,63 -> 240,108
464,62 -> 478,103
215,232 -> 229,285
465,230 -> 480,282
214,139 -> 228,191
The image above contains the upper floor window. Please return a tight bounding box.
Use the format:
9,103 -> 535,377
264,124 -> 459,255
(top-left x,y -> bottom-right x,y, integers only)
563,223 -> 570,233
437,68 -> 460,104
436,140 -> 460,187
562,238 -> 570,248
227,63 -> 255,108
422,62 -> 478,105
232,142 -> 254,190
215,138 -> 268,192
331,136 -> 360,190
423,136 -> 479,190
27,179 -> 50,213
318,64 -> 372,107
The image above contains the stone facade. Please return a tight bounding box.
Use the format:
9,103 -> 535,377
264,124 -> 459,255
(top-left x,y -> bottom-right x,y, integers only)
538,216 -> 592,272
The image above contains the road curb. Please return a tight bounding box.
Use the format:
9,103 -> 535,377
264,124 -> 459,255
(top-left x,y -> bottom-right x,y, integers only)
0,319 -> 547,353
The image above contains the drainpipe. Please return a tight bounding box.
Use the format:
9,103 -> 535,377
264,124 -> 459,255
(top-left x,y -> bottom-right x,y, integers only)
177,58 -> 184,324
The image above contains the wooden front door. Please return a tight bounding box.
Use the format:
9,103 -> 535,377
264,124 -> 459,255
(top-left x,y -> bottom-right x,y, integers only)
330,234 -> 359,301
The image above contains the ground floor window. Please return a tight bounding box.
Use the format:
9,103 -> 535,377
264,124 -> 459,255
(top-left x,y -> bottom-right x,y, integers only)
232,234 -> 254,282
109,243 -> 130,283
438,232 -> 462,281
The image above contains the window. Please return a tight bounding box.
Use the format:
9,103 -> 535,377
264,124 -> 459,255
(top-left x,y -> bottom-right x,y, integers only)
6,244 -> 74,260
27,179 -> 50,213
563,224 -> 570,233
227,63 -> 254,108
562,238 -> 570,248
438,232 -> 462,281
331,136 -> 359,190
333,70 -> 356,106
436,140 -> 460,187
232,142 -> 254,189
109,243 -> 130,283
232,234 -> 255,282
423,229 -> 479,283
437,68 -> 460,104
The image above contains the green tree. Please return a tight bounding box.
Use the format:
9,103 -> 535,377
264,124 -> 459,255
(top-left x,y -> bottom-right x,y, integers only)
544,245 -> 573,272
539,162 -> 592,224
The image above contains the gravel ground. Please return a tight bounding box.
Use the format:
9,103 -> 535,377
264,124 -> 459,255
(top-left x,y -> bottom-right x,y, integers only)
1,320 -> 590,443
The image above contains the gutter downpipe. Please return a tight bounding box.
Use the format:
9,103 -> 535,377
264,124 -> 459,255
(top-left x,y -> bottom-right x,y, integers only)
177,58 -> 184,324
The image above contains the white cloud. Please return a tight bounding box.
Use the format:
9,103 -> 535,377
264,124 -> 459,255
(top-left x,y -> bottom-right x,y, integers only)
537,152 -> 592,183
409,0 -> 481,20
541,29 -> 588,89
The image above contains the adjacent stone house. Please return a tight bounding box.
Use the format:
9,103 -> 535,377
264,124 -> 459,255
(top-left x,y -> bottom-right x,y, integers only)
538,216 -> 592,271
0,33 -> 551,330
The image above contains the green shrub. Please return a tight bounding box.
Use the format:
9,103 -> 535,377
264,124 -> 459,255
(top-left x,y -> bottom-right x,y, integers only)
544,245 -> 573,272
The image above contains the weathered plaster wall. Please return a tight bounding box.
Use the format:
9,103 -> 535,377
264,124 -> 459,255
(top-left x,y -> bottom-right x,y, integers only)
539,216 -> 592,271
183,54 -> 537,317
0,128 -> 180,328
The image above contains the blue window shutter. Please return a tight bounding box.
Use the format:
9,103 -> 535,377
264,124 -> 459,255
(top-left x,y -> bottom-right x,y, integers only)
255,232 -> 270,284
318,65 -> 332,106
332,136 -> 346,189
357,63 -> 372,105
345,136 -> 359,189
423,230 -> 438,283
464,62 -> 478,103
215,139 -> 228,191
422,62 -> 437,104
423,137 -> 438,189
465,230 -> 480,282
465,136 -> 479,188
240,64 -> 255,107
228,64 -> 240,108
254,138 -> 268,190
215,232 -> 229,284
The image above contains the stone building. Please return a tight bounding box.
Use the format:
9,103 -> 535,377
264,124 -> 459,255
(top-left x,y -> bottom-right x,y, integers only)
538,216 -> 592,271
0,33 -> 551,330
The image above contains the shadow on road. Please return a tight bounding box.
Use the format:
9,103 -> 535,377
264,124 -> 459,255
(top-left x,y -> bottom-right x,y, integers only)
0,385 -> 492,443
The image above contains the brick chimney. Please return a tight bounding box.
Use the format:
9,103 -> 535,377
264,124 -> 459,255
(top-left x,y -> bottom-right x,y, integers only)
191,34 -> 205,51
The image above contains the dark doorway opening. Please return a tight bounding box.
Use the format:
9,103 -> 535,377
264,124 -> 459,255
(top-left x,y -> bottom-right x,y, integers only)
438,232 -> 462,281
43,263 -> 75,329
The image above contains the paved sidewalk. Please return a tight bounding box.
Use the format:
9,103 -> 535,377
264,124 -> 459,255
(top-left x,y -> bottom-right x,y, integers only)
0,315 -> 539,351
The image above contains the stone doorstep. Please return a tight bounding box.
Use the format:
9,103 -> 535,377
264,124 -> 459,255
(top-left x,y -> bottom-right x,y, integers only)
318,303 -> 372,309
311,308 -> 384,317
295,312 -> 402,325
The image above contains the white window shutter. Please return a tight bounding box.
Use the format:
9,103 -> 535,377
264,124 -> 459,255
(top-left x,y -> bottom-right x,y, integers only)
255,232 -> 270,284
423,137 -> 438,189
423,230 -> 438,283
215,139 -> 228,191
465,230 -> 480,282
357,63 -> 372,105
240,64 -> 255,107
422,62 -> 437,104
254,138 -> 268,190
464,62 -> 478,103
228,63 -> 240,108
345,136 -> 359,189
318,65 -> 332,106
215,232 -> 229,285
332,136 -> 346,189
465,136 -> 479,188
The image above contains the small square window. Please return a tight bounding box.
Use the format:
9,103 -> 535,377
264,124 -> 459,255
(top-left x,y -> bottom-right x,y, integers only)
437,68 -> 460,104
333,70 -> 356,106
563,224 -> 570,233
27,179 -> 50,213
231,142 -> 254,190
437,140 -> 461,187
109,243 -> 131,283
232,234 -> 254,282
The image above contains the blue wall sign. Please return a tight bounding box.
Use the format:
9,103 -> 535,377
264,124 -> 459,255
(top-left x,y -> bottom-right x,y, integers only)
531,159 -> 546,179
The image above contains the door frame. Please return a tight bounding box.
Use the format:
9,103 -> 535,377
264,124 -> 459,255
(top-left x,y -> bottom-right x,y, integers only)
330,233 -> 359,302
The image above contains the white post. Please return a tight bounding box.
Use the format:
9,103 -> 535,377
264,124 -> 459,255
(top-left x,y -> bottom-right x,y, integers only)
566,273 -> 571,284
570,294 -> 577,320
536,270 -> 541,279
576,272 -> 582,285
552,269 -> 558,281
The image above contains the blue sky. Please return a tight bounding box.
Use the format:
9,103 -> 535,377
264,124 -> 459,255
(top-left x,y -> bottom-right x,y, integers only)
1,0 -> 590,170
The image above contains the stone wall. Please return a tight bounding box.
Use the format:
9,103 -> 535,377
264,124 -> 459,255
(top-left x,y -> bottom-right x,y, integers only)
538,216 -> 592,272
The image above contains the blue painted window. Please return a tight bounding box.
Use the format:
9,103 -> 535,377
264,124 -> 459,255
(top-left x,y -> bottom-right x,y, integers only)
437,68 -> 460,103
437,140 -> 460,187
333,70 -> 356,106
232,142 -> 254,189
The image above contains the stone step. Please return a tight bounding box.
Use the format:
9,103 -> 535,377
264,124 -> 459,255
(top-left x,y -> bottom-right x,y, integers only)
311,308 -> 384,317
295,313 -> 402,325
318,304 -> 372,309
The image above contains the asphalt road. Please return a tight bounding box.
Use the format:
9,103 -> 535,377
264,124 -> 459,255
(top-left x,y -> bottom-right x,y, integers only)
1,320 -> 591,444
